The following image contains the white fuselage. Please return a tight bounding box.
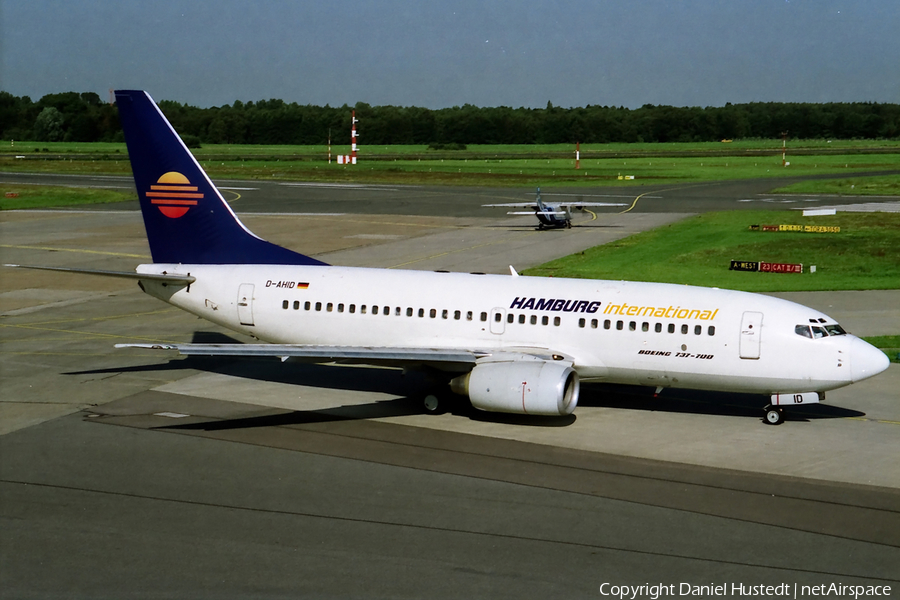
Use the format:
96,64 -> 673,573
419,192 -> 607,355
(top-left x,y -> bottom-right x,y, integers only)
137,263 -> 887,395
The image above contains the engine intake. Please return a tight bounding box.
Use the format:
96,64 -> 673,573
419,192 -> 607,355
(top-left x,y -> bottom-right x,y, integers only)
451,359 -> 579,416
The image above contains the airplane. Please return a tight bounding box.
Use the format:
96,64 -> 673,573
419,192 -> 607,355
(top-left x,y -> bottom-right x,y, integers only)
482,188 -> 626,229
6,90 -> 890,426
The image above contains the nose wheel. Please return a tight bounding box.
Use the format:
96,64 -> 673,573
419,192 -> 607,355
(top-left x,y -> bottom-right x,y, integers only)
764,405 -> 784,425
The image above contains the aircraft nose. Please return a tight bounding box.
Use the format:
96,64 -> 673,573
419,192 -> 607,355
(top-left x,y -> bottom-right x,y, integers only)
849,337 -> 891,383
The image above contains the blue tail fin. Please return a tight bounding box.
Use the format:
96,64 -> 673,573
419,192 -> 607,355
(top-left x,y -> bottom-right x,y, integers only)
115,90 -> 326,266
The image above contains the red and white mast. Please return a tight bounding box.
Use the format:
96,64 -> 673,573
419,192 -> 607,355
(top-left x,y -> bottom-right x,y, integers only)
351,110 -> 358,165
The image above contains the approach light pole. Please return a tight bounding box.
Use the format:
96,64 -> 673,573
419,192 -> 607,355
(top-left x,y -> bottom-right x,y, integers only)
781,131 -> 789,167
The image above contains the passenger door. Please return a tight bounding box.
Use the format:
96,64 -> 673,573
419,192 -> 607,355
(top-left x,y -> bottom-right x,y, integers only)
739,311 -> 763,359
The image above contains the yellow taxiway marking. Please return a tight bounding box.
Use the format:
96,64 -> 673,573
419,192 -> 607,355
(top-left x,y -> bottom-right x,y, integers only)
0,244 -> 149,259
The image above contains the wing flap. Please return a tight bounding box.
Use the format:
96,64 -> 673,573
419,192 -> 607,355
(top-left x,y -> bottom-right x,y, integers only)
115,343 -> 573,368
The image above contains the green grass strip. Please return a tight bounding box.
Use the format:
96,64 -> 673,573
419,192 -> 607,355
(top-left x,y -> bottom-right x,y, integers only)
772,174 -> 900,197
862,335 -> 900,363
524,211 -> 900,292
0,184 -> 136,210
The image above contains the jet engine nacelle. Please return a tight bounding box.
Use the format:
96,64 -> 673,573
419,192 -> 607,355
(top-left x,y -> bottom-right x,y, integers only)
451,359 -> 579,416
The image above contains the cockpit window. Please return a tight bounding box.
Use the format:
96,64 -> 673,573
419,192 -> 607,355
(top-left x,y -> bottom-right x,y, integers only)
795,325 -> 812,339
796,322 -> 847,339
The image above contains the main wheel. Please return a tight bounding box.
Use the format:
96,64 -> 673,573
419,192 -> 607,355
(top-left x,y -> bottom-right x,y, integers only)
764,405 -> 784,425
423,394 -> 441,413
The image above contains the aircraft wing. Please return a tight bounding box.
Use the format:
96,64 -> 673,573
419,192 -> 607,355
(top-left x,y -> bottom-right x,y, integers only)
554,202 -> 627,208
505,211 -> 567,216
116,343 -> 571,370
482,203 -> 540,209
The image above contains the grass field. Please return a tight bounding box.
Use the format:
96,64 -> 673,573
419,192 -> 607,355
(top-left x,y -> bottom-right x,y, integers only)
3,139 -> 898,188
0,184 -> 136,210
524,210 -> 900,292
772,174 -> 900,196
862,335 -> 900,363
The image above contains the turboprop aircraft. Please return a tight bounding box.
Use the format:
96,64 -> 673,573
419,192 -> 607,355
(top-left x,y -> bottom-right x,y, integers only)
6,91 -> 890,425
482,188 -> 626,229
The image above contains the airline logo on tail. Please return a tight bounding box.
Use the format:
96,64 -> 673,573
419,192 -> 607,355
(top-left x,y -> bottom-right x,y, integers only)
146,171 -> 203,218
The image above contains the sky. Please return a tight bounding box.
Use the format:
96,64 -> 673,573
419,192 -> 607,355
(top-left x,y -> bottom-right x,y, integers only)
1,0 -> 898,109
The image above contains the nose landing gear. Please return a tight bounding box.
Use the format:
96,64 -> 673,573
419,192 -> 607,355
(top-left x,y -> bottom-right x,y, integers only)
764,405 -> 784,425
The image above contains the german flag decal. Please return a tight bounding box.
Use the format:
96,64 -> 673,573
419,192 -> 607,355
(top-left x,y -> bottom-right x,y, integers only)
147,171 -> 203,218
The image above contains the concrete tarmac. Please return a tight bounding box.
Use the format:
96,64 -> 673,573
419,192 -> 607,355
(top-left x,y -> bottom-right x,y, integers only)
1,186 -> 899,597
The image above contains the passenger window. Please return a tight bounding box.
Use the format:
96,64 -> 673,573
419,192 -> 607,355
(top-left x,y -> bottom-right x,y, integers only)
466,311 -> 473,321
480,312 -> 487,322
349,304 -> 356,314
553,316 -> 560,326
694,325 -> 701,335
282,300 -> 289,309
579,318 -> 586,328
455,310 -> 461,320
604,320 -> 611,330
372,305 -> 379,315
419,308 -> 425,317
337,303 -> 344,313
708,326 -> 715,336
315,302 -> 322,311
668,323 -> 675,333
655,323 -> 661,333
681,324 -> 688,334
431,309 -> 437,318
542,316 -> 549,325
361,305 -> 367,314
591,319 -> 598,329
385,306 -> 390,315
629,321 -> 636,331
407,307 -> 413,317
507,313 -> 514,323
494,312 -> 502,322
518,314 -> 525,324
327,303 -> 333,312
642,322 -> 649,332
616,321 -> 623,330
305,301 -> 311,310
530,315 -> 537,325
443,309 -> 449,319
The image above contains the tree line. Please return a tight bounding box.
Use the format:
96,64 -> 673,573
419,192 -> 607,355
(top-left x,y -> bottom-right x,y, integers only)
2,91 -> 898,146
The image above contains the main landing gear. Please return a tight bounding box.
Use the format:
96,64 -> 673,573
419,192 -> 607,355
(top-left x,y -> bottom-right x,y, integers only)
763,404 -> 784,425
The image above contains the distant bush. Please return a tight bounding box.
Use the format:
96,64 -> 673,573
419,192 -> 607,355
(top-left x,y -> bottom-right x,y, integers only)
180,134 -> 202,148
428,142 -> 467,150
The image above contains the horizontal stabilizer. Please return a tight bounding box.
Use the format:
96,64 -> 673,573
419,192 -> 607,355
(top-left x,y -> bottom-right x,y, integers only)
4,264 -> 196,284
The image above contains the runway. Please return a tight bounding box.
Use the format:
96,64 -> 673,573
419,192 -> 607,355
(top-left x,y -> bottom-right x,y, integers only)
1,177 -> 898,597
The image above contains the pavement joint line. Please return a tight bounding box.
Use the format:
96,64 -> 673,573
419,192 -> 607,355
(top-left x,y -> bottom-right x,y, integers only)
0,244 -> 149,259
1,477 -> 895,580
0,351 -> 114,357
0,322 -> 182,344
3,307 -> 178,327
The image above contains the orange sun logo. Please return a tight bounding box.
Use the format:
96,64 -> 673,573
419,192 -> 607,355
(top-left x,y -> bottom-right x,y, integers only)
146,172 -> 203,218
